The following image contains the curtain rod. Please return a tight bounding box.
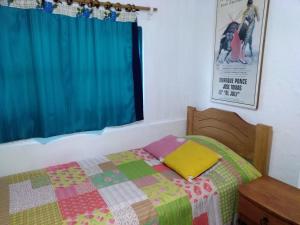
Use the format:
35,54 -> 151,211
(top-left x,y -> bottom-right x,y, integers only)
52,0 -> 158,12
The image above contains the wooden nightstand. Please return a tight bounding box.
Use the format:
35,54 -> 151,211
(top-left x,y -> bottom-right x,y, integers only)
238,176 -> 300,225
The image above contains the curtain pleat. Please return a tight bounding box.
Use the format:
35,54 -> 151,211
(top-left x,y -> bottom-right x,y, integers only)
0,6 -> 143,143
132,24 -> 144,121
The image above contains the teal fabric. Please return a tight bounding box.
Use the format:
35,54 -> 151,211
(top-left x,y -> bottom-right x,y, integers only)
0,6 -> 141,143
138,26 -> 143,69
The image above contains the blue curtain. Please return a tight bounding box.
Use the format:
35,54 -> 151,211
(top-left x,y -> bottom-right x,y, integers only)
0,6 -> 143,143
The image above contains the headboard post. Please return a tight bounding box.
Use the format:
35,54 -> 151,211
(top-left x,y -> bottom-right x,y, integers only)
253,124 -> 273,175
187,106 -> 196,135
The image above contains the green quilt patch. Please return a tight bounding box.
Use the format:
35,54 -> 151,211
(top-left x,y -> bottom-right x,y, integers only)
10,202 -> 62,225
118,160 -> 157,180
91,170 -> 128,188
62,208 -> 114,225
205,163 -> 238,224
48,166 -> 87,188
187,136 -> 261,183
141,174 -> 187,207
144,218 -> 159,225
107,151 -> 141,165
5,169 -> 48,185
31,175 -> 51,189
155,196 -> 192,225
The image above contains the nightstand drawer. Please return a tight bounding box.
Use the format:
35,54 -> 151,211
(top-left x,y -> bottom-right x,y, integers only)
238,195 -> 290,225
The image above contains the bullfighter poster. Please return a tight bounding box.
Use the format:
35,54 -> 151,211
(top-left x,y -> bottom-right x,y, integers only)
212,0 -> 269,109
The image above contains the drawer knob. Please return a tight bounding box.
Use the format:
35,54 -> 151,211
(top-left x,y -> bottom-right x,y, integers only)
260,217 -> 269,225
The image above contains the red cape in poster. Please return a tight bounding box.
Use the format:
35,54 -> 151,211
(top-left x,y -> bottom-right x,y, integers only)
231,31 -> 242,62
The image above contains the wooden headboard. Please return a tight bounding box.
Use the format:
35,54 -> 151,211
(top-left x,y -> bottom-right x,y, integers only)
186,106 -> 272,175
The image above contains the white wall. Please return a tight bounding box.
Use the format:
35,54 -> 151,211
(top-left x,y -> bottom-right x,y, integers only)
195,0 -> 300,187
0,0 -> 202,176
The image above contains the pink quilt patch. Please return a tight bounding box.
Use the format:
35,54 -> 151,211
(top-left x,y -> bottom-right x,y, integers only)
58,190 -> 107,219
47,164 -> 88,188
46,162 -> 80,173
132,149 -> 156,161
193,213 -> 209,225
63,208 -> 115,225
173,177 -> 216,202
153,164 -> 169,173
134,176 -> 158,188
55,182 -> 96,201
55,186 -> 77,201
75,182 -> 96,195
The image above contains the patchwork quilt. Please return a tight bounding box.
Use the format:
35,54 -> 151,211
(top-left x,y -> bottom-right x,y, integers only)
0,136 -> 261,225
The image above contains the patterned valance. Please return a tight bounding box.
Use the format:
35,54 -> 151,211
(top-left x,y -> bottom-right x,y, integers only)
0,0 -> 137,22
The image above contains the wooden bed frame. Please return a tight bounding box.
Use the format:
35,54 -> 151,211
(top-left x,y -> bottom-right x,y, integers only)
187,106 -> 272,175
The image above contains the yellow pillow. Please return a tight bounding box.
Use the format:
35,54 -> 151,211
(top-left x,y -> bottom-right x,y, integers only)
164,140 -> 221,181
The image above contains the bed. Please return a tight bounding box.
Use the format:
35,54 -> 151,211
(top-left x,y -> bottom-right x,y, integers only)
0,106 -> 272,225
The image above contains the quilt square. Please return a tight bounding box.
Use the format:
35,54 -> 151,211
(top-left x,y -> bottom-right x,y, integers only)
161,169 -> 182,181
131,149 -> 156,161
193,213 -> 209,225
173,177 -> 216,201
62,208 -> 115,225
0,178 -> 9,225
132,200 -> 157,225
55,181 -> 97,200
173,177 -> 219,221
118,160 -> 157,180
133,175 -> 158,188
47,164 -> 88,188
6,169 -> 48,185
155,196 -> 192,225
47,162 -> 80,173
79,164 -> 102,177
58,190 -> 107,219
9,202 -> 62,225
110,206 -> 139,225
55,186 -> 77,201
78,158 -> 107,176
106,151 -> 141,165
153,164 -> 169,173
141,174 -> 186,207
98,181 -> 147,209
75,181 -> 96,195
31,175 -> 51,189
205,163 -> 237,224
78,155 -> 109,166
144,159 -> 162,167
99,161 -> 118,172
9,181 -> 56,214
91,170 -> 128,189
